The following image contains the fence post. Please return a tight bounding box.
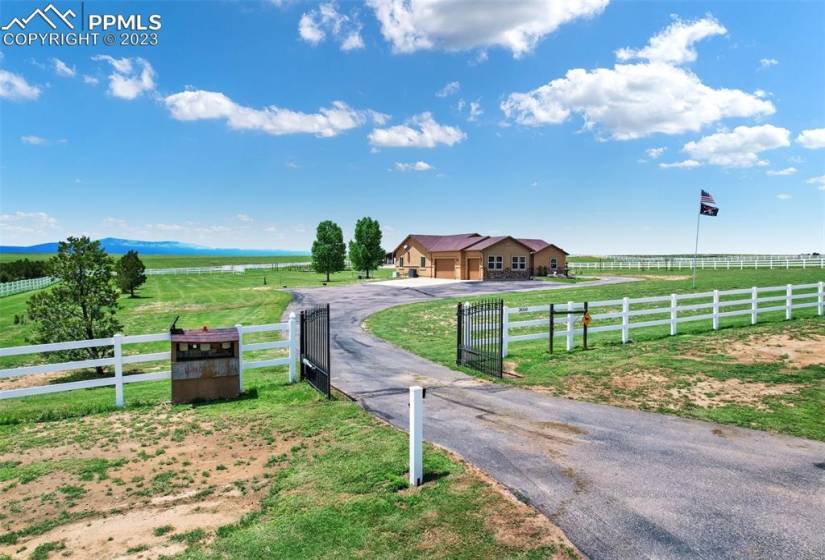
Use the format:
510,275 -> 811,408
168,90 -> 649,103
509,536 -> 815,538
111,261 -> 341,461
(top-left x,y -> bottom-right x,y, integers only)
818,281 -> 824,317
566,301 -> 574,352
621,297 -> 630,344
785,284 -> 792,320
670,294 -> 678,335
113,334 -> 124,408
751,287 -> 758,325
288,312 -> 297,383
409,386 -> 423,487
712,290 -> 720,330
502,306 -> 510,358
235,323 -> 244,392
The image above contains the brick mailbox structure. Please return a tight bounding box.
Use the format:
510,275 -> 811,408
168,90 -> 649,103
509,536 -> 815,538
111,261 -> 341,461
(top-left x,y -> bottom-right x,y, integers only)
171,327 -> 240,404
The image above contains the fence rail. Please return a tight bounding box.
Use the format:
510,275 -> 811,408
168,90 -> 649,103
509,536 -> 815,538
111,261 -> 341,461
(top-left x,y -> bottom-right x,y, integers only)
502,282 -> 824,356
0,316 -> 297,406
0,277 -> 56,297
144,261 -> 316,275
569,257 -> 824,271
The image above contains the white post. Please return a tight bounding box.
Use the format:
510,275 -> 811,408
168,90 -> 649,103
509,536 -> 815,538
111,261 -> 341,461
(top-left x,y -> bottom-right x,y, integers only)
785,284 -> 792,320
114,334 -> 124,408
751,287 -> 758,325
235,323 -> 244,392
566,301 -> 574,352
409,386 -> 423,487
712,289 -> 720,330
670,294 -> 678,336
818,281 -> 824,316
621,297 -> 630,344
502,306 -> 510,358
288,312 -> 297,383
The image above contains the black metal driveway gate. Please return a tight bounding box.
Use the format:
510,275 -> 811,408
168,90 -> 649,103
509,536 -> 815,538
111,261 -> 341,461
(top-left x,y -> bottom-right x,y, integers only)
300,304 -> 331,398
456,299 -> 503,378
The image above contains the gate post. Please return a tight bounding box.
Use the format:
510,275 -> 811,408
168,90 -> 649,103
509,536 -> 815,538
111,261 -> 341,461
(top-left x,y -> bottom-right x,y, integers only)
621,298 -> 630,344
235,324 -> 244,392
409,386 -> 424,487
818,281 -> 824,316
288,312 -> 297,384
751,287 -> 758,325
502,305 -> 509,358
712,290 -> 720,330
455,303 -> 463,365
113,334 -> 124,408
670,294 -> 678,336
785,284 -> 792,320
566,301 -> 574,352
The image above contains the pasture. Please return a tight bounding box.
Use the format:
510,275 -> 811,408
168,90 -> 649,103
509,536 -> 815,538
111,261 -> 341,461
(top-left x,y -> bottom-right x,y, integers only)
366,269 -> 825,441
0,253 -> 311,268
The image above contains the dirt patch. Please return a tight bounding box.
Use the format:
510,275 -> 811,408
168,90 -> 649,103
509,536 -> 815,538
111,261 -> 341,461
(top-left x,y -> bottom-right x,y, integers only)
668,377 -> 799,410
727,334 -> 825,369
0,408 -> 307,559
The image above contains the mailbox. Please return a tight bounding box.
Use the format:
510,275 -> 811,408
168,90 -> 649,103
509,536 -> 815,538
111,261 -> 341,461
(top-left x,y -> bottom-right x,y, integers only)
170,326 -> 240,404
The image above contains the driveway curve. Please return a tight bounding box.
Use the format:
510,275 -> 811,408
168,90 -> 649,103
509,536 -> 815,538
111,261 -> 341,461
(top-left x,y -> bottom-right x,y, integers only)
287,277 -> 825,560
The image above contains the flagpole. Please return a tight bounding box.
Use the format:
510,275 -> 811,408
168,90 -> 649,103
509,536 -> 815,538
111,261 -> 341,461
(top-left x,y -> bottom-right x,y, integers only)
692,202 -> 701,289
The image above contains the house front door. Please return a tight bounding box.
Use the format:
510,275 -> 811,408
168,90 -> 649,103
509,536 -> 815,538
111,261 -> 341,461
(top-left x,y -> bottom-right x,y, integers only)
466,258 -> 480,280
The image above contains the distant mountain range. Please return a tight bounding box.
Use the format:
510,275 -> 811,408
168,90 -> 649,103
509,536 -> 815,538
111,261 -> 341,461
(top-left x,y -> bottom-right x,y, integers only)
0,238 -> 308,257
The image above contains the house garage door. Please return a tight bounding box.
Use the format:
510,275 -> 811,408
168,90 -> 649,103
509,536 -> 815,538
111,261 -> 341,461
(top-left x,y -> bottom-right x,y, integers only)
435,259 -> 456,279
467,258 -> 480,280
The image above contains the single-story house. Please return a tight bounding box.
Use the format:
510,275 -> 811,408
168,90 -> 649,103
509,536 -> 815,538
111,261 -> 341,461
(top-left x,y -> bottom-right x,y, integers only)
392,233 -> 568,280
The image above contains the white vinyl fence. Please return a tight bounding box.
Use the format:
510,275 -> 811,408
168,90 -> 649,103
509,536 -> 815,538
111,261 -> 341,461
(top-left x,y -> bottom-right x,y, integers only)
570,257 -> 824,271
502,282 -> 824,356
144,261 -> 314,275
0,277 -> 56,297
0,315 -> 298,406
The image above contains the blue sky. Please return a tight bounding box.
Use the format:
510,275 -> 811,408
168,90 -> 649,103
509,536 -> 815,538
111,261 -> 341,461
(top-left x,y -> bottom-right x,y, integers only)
1,0 -> 824,254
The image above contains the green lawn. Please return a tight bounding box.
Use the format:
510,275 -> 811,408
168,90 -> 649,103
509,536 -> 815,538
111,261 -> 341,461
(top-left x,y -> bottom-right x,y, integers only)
0,253 -> 311,268
366,269 -> 825,441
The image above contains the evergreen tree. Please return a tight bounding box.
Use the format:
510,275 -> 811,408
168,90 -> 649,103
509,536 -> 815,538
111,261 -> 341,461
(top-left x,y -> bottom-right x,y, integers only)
116,250 -> 147,297
27,237 -> 122,374
348,217 -> 384,279
311,220 -> 346,282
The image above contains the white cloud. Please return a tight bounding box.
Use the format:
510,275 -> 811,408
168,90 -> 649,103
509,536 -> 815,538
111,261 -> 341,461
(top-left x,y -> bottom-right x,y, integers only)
394,161 -> 434,171
766,167 -> 797,176
468,101 -> 483,122
52,58 -> 76,78
616,17 -> 726,65
679,125 -> 790,168
235,213 -> 254,222
759,58 -> 778,68
367,0 -> 609,58
501,17 -> 774,141
165,90 -> 377,137
0,69 -> 41,101
82,74 -> 99,85
0,211 -> 58,234
299,2 -> 364,51
776,193 -> 791,200
806,175 -> 825,187
796,128 -> 825,150
103,217 -> 129,228
645,147 -> 666,159
658,159 -> 701,169
20,135 -> 47,145
436,81 -> 460,97
368,112 -> 466,148
92,55 -> 155,100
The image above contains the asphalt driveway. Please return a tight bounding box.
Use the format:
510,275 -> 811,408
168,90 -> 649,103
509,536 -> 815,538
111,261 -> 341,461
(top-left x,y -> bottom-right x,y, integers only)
287,278 -> 825,560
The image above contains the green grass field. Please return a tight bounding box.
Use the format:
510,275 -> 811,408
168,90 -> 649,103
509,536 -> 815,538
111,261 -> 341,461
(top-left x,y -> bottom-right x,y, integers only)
366,269 -> 825,441
0,253 -> 311,268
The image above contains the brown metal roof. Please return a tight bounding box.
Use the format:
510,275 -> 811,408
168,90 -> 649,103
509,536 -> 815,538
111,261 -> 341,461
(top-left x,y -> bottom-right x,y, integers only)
517,238 -> 550,252
405,233 -> 484,252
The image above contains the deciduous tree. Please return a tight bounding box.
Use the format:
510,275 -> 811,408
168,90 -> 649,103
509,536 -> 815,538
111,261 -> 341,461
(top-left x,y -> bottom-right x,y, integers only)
348,217 -> 384,279
311,220 -> 346,282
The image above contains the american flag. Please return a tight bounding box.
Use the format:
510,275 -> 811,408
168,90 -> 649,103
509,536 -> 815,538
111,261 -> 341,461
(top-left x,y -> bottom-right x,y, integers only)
700,190 -> 716,205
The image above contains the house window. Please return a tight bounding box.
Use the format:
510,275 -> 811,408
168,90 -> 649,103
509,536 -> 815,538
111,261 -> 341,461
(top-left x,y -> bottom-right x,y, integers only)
512,256 -> 527,270
550,258 -> 557,269
420,256 -> 426,268
399,258 -> 404,267
487,255 -> 503,270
